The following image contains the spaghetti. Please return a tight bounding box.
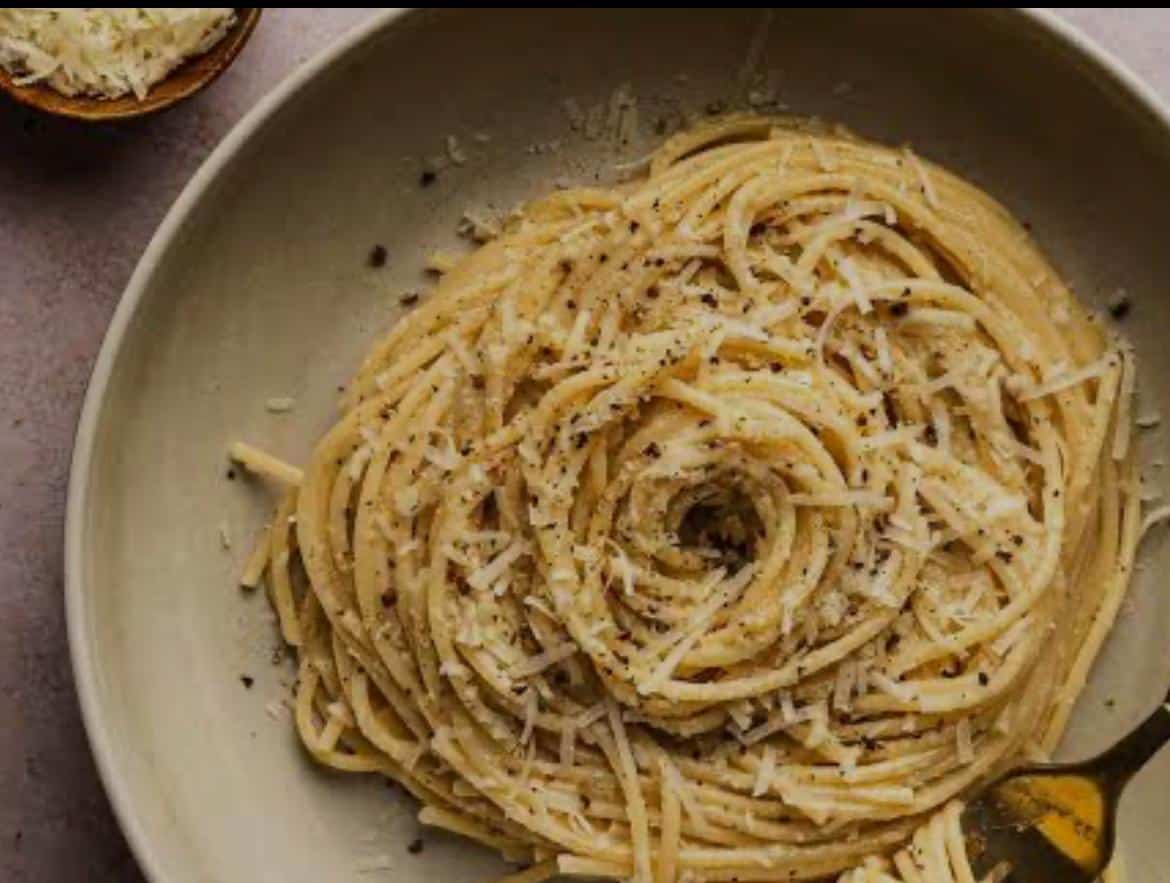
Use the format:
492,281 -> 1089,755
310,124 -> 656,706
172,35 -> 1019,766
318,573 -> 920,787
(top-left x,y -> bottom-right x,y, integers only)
234,117 -> 1144,882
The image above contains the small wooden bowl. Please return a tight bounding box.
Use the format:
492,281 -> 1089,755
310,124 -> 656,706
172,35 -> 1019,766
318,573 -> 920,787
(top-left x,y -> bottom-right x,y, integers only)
0,8 -> 261,121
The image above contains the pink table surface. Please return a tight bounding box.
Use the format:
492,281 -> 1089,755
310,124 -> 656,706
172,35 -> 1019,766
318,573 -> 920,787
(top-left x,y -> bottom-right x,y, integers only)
1,8 -> 1166,882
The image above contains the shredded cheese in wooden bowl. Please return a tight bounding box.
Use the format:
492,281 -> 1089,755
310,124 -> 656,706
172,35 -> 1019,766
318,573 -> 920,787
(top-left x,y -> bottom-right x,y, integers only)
0,8 -> 236,100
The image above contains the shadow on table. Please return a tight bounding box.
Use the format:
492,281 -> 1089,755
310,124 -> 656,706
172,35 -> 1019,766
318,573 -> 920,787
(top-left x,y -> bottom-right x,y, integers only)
0,98 -> 142,183
0,87 -> 230,198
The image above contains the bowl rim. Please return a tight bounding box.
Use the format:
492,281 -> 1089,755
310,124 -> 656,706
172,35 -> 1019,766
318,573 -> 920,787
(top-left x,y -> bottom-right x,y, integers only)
62,8 -> 1170,882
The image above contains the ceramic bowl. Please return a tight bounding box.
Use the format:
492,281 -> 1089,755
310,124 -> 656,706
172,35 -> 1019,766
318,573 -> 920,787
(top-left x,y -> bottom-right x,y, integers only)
66,9 -> 1170,882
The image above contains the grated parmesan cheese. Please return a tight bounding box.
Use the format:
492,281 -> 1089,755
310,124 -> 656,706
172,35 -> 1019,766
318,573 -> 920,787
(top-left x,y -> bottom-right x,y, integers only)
990,616 -> 1033,658
355,855 -> 394,874
955,718 -> 974,764
520,689 -> 538,744
561,96 -> 585,131
467,539 -> 529,592
457,210 -> 501,243
869,671 -> 913,703
903,148 -> 939,208
560,723 -> 577,769
1139,504 -> 1170,543
511,641 -> 578,679
809,138 -> 838,171
1015,353 -> 1112,403
1137,412 -> 1162,429
425,250 -> 458,274
446,134 -> 467,166
752,745 -> 776,797
577,702 -> 608,730
788,490 -> 892,509
0,8 -> 237,100
832,661 -> 855,712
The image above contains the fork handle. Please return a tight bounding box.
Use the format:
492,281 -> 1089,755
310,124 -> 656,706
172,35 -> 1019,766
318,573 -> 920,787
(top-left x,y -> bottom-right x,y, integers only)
1096,690 -> 1170,788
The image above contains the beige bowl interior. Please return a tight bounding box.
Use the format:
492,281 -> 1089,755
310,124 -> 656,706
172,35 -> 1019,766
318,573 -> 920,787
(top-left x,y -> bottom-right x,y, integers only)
68,9 -> 1170,883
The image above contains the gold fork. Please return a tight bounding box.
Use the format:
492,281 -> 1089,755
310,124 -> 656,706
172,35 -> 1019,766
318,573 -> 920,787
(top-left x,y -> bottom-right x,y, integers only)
963,690 -> 1170,881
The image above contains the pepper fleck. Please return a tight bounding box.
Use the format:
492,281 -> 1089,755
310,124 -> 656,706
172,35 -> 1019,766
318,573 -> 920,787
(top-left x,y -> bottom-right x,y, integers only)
240,675 -> 254,689
407,838 -> 424,855
1109,296 -> 1132,320
368,244 -> 388,268
420,170 -> 437,187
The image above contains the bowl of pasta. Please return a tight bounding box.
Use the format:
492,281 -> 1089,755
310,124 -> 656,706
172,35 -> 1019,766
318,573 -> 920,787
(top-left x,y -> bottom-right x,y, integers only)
67,9 -> 1170,883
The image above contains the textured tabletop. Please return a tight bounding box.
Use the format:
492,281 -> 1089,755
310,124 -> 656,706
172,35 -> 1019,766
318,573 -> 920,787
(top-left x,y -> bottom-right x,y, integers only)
1,8 -> 1165,882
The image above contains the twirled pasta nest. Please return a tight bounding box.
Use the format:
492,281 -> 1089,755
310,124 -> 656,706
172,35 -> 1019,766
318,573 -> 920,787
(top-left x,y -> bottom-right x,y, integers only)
237,117 -> 1140,883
